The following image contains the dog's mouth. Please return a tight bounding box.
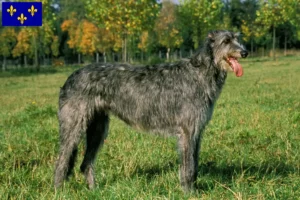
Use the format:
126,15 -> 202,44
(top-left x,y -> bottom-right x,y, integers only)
226,57 -> 243,77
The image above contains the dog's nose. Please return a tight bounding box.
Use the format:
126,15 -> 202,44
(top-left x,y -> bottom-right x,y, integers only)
241,50 -> 248,58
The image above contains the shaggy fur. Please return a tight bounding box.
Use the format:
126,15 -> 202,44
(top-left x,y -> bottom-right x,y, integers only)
54,30 -> 248,192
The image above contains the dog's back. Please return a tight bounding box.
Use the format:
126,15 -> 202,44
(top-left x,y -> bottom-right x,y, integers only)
59,58 -> 225,133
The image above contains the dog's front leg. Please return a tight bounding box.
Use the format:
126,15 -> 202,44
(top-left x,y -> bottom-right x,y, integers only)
177,127 -> 201,193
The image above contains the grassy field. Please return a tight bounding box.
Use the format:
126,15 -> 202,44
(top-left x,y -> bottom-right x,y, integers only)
0,57 -> 299,199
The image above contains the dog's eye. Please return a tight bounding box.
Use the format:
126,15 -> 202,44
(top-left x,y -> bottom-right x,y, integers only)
223,39 -> 230,44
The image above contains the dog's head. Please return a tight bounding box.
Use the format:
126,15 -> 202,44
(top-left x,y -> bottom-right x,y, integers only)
207,30 -> 248,77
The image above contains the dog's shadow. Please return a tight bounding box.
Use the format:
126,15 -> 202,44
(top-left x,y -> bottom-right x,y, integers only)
133,161 -> 176,180
133,160 -> 296,191
196,161 -> 296,190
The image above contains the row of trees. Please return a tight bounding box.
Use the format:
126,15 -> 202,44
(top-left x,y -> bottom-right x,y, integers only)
0,0 -> 58,71
0,0 -> 300,71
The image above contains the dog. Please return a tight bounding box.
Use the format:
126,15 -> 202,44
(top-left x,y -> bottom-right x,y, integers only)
54,30 -> 248,192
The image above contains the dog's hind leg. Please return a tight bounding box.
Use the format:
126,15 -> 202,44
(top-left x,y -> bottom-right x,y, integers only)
54,101 -> 88,188
177,126 -> 202,192
80,111 -> 109,189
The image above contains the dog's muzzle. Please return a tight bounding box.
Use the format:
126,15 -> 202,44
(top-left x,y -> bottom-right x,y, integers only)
241,50 -> 248,58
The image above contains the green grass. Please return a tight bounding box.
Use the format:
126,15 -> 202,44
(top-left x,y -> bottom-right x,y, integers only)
0,57 -> 300,199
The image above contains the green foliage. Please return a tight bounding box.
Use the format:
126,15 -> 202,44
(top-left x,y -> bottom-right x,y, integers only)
58,0 -> 86,20
255,0 -> 299,34
138,31 -> 149,52
148,55 -> 165,65
85,0 -> 159,62
12,28 -> 32,58
255,0 -> 295,60
0,28 -> 17,57
85,0 -> 159,35
0,0 -> 300,63
154,1 -> 183,51
51,36 -> 60,57
179,0 -> 223,48
256,0 -> 286,28
7,0 -> 59,68
0,58 -> 300,199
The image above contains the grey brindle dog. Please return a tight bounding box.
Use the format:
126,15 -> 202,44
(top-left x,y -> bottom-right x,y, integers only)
54,30 -> 248,192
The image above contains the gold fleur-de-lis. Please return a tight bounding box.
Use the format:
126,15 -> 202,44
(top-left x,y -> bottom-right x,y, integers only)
17,13 -> 27,24
7,5 -> 17,16
28,5 -> 38,16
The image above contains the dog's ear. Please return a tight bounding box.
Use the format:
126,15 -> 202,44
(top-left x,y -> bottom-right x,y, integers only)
207,31 -> 215,42
208,33 -> 214,38
234,32 -> 240,38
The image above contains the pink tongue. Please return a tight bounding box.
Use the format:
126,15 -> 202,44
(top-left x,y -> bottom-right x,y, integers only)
229,58 -> 243,77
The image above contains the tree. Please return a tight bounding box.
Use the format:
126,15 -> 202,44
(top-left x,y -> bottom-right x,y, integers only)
95,27 -> 122,63
0,28 -> 17,71
86,0 -> 159,62
62,18 -> 114,63
179,0 -> 223,49
256,0 -> 296,60
138,31 -> 150,61
279,0 -> 300,56
154,0 -> 183,61
54,0 -> 85,63
57,0 -> 86,20
240,0 -> 260,55
76,20 -> 119,63
227,0 -> 243,29
61,15 -> 82,64
51,35 -> 60,57
15,0 -> 58,71
40,20 -> 58,64
79,20 -> 99,56
12,28 -> 31,67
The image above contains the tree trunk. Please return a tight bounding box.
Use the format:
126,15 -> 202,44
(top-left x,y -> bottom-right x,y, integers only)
159,51 -> 162,59
122,36 -> 127,62
96,52 -> 99,63
174,50 -> 178,60
103,52 -> 106,63
147,52 -> 151,62
284,30 -> 287,56
180,49 -> 182,59
43,54 -> 46,66
166,48 -> 170,61
272,25 -> 276,61
24,54 -> 27,68
78,53 -> 81,64
251,37 -> 254,56
33,35 -> 39,72
141,51 -> 144,62
2,56 -> 6,71
122,40 -> 124,61
190,49 -> 193,57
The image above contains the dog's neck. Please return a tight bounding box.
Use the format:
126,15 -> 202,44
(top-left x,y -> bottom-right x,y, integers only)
190,44 -> 227,81
189,43 -> 227,103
